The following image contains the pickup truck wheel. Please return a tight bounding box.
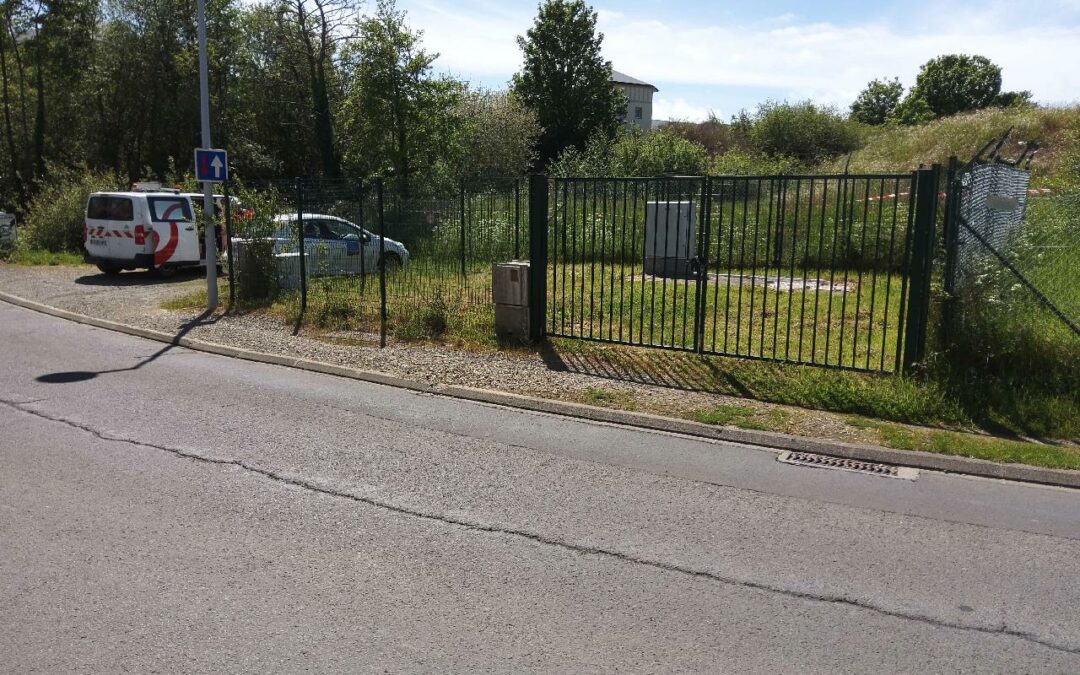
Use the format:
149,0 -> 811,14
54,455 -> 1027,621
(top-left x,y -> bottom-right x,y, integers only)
96,262 -> 122,276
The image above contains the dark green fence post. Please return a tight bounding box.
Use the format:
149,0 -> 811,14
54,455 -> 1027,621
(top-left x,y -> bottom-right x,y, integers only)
296,178 -> 307,314
223,180 -> 235,308
528,174 -> 548,343
902,165 -> 939,373
377,177 -> 387,348
940,156 -> 960,351
357,178 -> 366,287
459,179 -> 467,279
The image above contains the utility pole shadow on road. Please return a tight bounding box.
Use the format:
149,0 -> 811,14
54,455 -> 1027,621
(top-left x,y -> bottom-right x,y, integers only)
34,310 -> 217,384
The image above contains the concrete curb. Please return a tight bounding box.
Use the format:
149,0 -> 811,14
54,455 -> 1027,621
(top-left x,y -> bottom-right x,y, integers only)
4,290 -> 1078,490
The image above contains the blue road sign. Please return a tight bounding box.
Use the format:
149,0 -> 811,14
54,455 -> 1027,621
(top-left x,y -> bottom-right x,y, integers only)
195,148 -> 228,182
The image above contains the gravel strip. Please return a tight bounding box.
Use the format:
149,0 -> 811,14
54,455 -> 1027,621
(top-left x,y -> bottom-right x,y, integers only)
0,263 -> 885,445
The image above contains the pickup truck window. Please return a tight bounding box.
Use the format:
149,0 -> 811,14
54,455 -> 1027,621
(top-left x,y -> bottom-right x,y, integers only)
147,197 -> 194,222
87,196 -> 134,221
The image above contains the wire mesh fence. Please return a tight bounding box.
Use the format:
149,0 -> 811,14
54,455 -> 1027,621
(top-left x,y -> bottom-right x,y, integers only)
942,158 -> 1080,395
222,177 -> 528,344
945,160 -> 1080,339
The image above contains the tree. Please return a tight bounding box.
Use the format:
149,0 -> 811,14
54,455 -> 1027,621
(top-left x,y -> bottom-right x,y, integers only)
850,77 -> 903,125
454,89 -> 539,180
229,3 -> 325,176
277,0 -> 358,178
888,95 -> 934,126
911,54 -> 1001,118
512,0 -> 624,168
339,0 -> 463,194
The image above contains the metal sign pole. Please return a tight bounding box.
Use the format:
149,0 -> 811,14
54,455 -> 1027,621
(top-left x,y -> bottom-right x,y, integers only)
197,0 -> 218,310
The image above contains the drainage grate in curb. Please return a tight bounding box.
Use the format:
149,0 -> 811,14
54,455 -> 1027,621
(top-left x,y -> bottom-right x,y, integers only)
777,451 -> 919,480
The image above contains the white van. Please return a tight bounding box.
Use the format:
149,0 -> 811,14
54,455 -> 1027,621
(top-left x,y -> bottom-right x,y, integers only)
84,191 -> 202,275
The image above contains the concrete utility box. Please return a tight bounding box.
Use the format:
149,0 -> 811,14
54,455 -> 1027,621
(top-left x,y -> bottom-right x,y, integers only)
492,260 -> 530,341
644,201 -> 696,278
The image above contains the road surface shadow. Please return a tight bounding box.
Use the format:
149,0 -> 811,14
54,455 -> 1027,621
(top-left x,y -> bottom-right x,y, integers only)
74,268 -> 205,286
35,310 -> 216,384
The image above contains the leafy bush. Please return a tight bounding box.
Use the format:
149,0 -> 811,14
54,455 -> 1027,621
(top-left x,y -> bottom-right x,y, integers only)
392,292 -> 450,340
549,127 -> 709,177
661,114 -> 739,156
230,184 -> 283,302
739,100 -> 861,164
18,168 -> 121,252
709,149 -> 803,176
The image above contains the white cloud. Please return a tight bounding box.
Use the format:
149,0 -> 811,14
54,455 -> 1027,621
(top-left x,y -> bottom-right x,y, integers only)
653,97 -> 712,123
401,1 -> 1080,108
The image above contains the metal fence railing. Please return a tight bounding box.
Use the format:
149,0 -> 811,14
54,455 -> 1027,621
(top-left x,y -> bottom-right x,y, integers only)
545,171 -> 932,373
218,169 -> 945,373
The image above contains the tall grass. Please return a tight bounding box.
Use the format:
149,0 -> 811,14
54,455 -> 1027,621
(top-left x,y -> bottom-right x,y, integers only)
825,106 -> 1080,181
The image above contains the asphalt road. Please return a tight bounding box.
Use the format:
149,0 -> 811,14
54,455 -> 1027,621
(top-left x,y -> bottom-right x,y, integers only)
2,301 -> 1079,672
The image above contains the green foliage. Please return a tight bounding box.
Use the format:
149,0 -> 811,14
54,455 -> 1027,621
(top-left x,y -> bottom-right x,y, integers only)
850,78 -> 904,125
18,167 -> 120,252
661,114 -> 738,156
391,292 -> 451,340
454,89 -> 540,180
845,417 -> 1080,469
549,127 -> 708,177
888,95 -> 935,126
512,0 -> 625,166
825,106 -> 1080,181
340,0 -> 463,194
709,149 -> 803,176
738,100 -> 861,164
4,247 -> 85,266
230,184 -> 283,302
911,54 -> 1002,118
994,90 -> 1034,108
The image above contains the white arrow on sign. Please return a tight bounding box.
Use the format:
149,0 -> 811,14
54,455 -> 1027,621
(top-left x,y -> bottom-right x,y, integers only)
210,155 -> 223,179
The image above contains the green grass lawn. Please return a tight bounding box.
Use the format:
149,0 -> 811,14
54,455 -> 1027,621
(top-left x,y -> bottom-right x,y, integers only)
547,263 -> 907,372
3,247 -> 86,266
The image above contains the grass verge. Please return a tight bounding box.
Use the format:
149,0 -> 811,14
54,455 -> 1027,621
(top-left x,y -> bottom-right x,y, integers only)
4,248 -> 86,266
845,417 -> 1080,470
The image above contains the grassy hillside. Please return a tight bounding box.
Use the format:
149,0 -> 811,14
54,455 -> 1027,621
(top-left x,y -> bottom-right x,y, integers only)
821,106 -> 1080,185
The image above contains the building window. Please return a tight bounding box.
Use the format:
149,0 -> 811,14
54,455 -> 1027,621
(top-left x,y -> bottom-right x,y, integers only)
634,106 -> 643,120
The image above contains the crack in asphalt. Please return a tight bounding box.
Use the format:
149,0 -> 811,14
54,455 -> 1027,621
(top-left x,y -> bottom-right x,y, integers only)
3,396 -> 1078,657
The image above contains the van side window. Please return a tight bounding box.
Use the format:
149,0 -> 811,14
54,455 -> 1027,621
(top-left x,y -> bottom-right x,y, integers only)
147,197 -> 194,222
87,196 -> 134,221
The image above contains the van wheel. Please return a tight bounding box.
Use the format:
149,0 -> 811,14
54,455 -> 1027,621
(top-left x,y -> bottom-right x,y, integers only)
152,266 -> 176,279
96,262 -> 122,276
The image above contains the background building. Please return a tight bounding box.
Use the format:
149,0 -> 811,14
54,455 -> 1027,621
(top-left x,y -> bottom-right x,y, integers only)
610,70 -> 658,130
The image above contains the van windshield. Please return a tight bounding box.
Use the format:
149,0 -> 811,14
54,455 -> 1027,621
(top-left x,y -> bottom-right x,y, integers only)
87,196 -> 134,221
148,197 -> 194,222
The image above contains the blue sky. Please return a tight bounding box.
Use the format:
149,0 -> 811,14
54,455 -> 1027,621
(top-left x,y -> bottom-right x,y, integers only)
396,0 -> 1080,121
